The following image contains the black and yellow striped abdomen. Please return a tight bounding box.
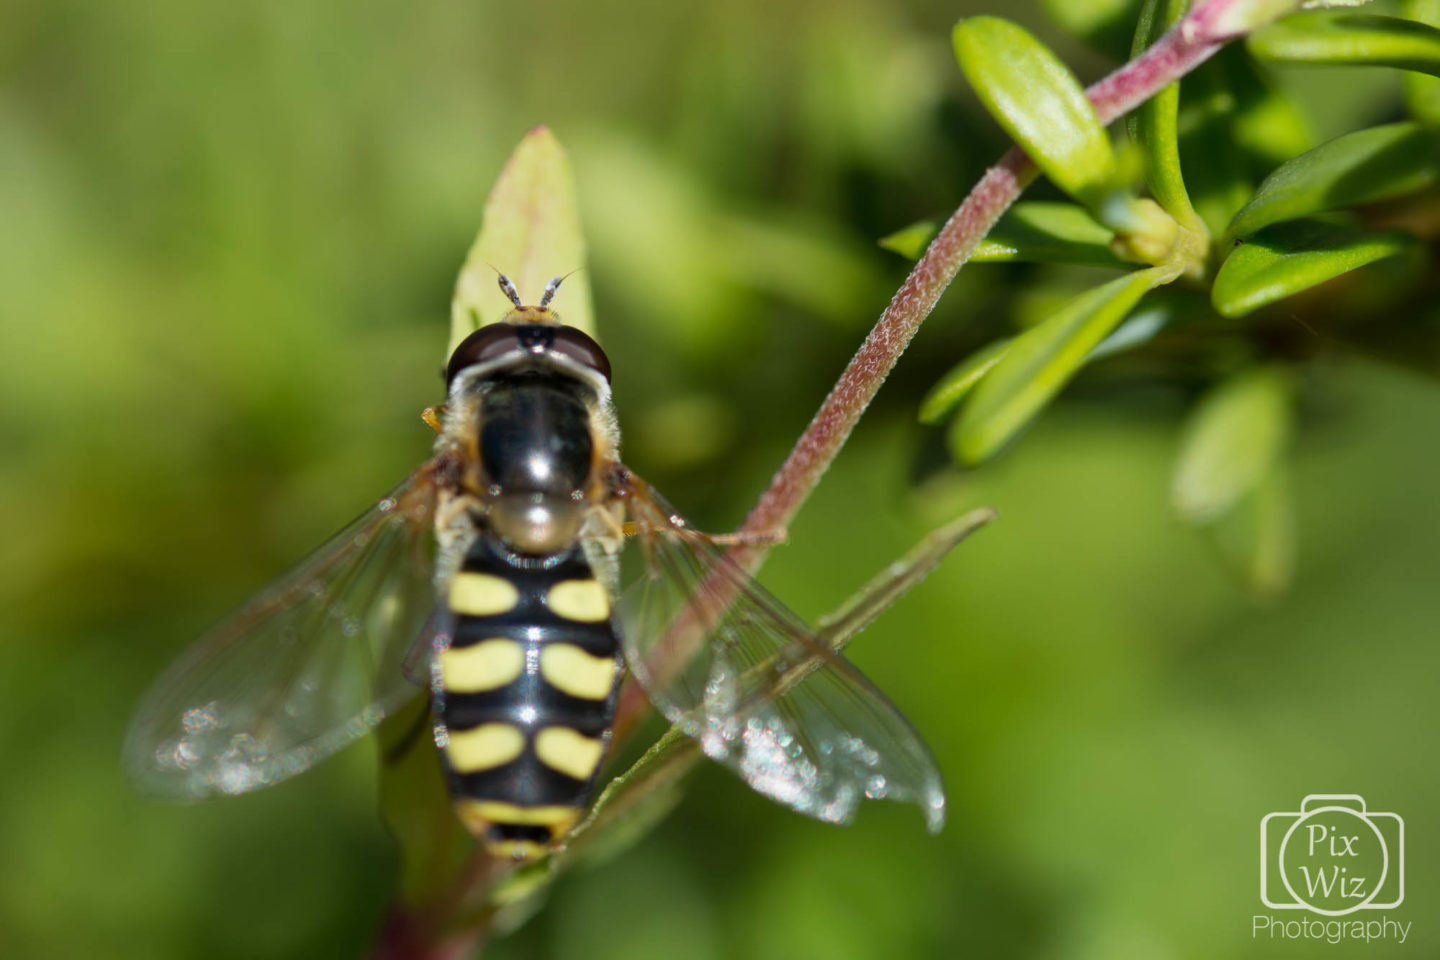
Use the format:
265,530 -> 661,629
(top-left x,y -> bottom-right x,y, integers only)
432,537 -> 622,859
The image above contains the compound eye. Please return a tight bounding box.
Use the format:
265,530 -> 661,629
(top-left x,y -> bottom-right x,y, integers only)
446,325 -> 522,385
550,327 -> 612,383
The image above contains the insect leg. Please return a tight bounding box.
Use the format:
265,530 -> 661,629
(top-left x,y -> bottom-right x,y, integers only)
422,405 -> 446,434
608,520 -> 787,546
700,528 -> 788,548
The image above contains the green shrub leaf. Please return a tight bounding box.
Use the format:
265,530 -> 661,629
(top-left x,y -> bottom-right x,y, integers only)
1209,466 -> 1297,599
1227,122 -> 1439,238
1403,0 -> 1440,124
953,17 -> 1117,204
879,220 -> 938,259
971,202 -> 1125,265
1248,12 -> 1440,76
449,126 -> 596,357
1087,303 -> 1172,360
1212,220 -> 1414,318
1172,367 -> 1292,524
951,267 -> 1167,463
919,339 -> 1012,425
1129,0 -> 1201,228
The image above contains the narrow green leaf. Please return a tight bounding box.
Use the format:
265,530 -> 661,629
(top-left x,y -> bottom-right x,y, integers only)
1209,465 -> 1297,599
879,220 -> 938,259
557,728 -> 697,871
1403,0 -> 1440,125
953,17 -> 1117,204
1212,220 -> 1413,318
918,339 -> 1012,425
1129,0 -> 1203,228
971,202 -> 1125,266
951,268 -> 1167,463
1228,122 -> 1439,238
1172,367 -> 1292,524
449,126 -> 596,357
1087,304 -> 1172,359
1248,12 -> 1440,76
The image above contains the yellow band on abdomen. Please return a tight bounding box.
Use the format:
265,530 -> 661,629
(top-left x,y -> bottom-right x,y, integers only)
449,573 -> 519,616
546,579 -> 610,622
439,639 -> 526,692
445,723 -> 526,772
540,643 -> 617,700
534,726 -> 606,780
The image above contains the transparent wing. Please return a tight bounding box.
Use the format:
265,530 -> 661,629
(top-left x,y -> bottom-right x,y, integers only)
123,467 -> 442,800
618,475 -> 946,832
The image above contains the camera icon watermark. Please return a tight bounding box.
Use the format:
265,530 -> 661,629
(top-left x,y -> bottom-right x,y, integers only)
1260,794 -> 1404,916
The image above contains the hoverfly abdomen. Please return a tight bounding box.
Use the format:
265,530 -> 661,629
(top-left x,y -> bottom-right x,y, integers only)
434,537 -> 621,860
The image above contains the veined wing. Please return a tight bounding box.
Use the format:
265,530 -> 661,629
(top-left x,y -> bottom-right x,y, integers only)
123,465 -> 443,800
617,473 -> 945,832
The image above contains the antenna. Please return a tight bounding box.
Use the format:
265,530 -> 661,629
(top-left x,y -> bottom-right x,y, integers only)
497,274 -> 523,308
540,268 -> 584,308
539,275 -> 565,308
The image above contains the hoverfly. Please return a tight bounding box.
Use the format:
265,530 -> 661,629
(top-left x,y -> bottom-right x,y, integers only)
124,275 -> 945,859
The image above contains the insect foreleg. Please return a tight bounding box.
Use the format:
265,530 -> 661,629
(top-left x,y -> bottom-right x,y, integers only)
421,405 -> 446,434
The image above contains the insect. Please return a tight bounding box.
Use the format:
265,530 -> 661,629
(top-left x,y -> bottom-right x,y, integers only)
124,274 -> 945,860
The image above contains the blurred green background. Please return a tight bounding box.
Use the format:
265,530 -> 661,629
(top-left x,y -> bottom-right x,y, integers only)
2,0 -> 1437,957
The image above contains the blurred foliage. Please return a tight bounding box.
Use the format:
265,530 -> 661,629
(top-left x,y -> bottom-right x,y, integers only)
908,0 -> 1440,597
2,0 -> 1438,959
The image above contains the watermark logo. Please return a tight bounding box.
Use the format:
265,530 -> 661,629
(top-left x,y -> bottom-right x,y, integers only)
1253,794 -> 1409,946
1261,794 -> 1403,914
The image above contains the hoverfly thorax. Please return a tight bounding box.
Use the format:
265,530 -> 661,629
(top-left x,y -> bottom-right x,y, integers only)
443,289 -> 615,557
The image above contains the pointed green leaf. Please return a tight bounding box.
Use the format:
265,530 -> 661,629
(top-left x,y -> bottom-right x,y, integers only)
1248,12 -> 1440,76
1212,220 -> 1413,318
918,339 -> 1012,425
557,728 -> 697,871
1172,367 -> 1292,523
1209,465 -> 1297,599
879,220 -> 938,259
972,202 -> 1125,266
951,267 -> 1167,463
1403,0 -> 1440,124
1129,0 -> 1202,228
449,127 -> 596,357
1228,122 -> 1439,238
1087,304 -> 1172,360
953,17 -> 1117,204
